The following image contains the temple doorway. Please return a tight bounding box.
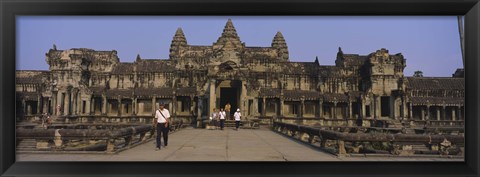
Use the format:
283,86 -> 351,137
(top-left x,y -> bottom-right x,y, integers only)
217,80 -> 241,117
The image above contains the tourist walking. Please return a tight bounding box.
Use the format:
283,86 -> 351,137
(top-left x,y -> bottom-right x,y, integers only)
234,108 -> 241,130
153,102 -> 170,150
219,108 -> 226,130
211,108 -> 218,129
225,102 -> 231,120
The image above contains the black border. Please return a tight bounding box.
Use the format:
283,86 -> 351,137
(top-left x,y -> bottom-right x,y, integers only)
1,0 -> 479,176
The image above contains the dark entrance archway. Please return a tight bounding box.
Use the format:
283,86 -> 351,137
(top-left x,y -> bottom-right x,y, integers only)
217,80 -> 241,118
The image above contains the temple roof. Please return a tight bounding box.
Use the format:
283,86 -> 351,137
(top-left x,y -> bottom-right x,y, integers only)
410,97 -> 464,106
406,77 -> 464,90
134,87 -> 175,97
284,90 -> 321,100
259,88 -> 281,97
105,89 -> 133,98
176,87 -> 197,96
17,92 -> 40,101
112,63 -> 135,74
136,59 -> 174,73
322,93 -> 349,102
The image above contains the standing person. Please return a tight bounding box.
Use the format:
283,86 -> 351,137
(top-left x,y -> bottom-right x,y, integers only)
234,108 -> 241,130
153,102 -> 170,151
219,108 -> 226,130
211,108 -> 218,129
41,113 -> 48,128
225,102 -> 231,120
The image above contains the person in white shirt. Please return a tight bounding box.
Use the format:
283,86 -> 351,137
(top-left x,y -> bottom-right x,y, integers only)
234,108 -> 241,130
211,108 -> 218,129
219,108 -> 226,130
153,102 -> 170,151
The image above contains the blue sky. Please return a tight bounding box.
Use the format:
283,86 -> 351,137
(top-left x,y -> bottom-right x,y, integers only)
16,16 -> 463,77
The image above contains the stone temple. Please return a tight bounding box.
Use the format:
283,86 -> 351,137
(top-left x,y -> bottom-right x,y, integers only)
16,19 -> 464,128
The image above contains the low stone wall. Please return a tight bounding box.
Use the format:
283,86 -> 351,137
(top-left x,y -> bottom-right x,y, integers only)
272,121 -> 464,157
16,121 -> 186,153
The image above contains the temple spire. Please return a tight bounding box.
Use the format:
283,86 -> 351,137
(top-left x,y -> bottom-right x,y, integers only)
171,27 -> 187,46
214,19 -> 242,47
272,31 -> 289,61
315,56 -> 319,65
136,54 -> 141,62
272,31 -> 287,48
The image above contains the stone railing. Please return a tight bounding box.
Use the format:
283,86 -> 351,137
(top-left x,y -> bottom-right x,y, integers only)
16,121 -> 186,153
272,121 -> 464,157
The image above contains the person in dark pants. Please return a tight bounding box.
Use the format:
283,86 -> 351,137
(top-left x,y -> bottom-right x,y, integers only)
234,108 -> 241,130
153,102 -> 170,151
219,108 -> 226,130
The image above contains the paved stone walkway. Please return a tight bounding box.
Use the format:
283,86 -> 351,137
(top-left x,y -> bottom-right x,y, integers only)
17,127 -> 463,161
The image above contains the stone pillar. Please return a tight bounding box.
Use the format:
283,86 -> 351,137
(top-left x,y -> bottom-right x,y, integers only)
117,96 -> 122,116
262,97 -> 266,116
280,97 -> 285,117
442,106 -> 446,120
52,92 -> 57,116
85,98 -> 91,115
452,107 -> 456,121
319,100 -> 323,118
37,96 -> 42,114
409,103 -> 413,120
133,98 -> 137,116
426,105 -> 430,120
361,98 -> 366,118
348,101 -> 352,119
91,97 -> 95,115
209,79 -> 216,117
71,92 -> 76,115
457,106 -> 462,120
190,96 -> 194,114
152,96 -> 156,115
64,91 -> 70,116
436,107 -> 440,121
421,106 -> 425,120
172,96 -> 177,118
22,99 -> 27,115
300,97 -> 305,118
102,95 -> 107,115
240,80 -> 247,117
43,97 -> 49,114
253,98 -> 259,116
333,102 -> 337,119
57,91 -> 62,116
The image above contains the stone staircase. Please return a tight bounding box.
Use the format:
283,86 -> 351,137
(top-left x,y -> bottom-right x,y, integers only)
17,139 -> 37,152
411,144 -> 431,153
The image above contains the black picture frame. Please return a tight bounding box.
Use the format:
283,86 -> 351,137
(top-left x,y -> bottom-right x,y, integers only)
1,0 -> 479,176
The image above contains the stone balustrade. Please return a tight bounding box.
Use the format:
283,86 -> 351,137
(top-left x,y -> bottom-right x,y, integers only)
272,121 -> 464,157
16,121 -> 185,153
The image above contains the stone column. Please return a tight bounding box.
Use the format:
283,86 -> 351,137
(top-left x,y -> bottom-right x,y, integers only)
442,106 -> 446,120
102,95 -> 107,115
57,91 -> 62,116
409,103 -> 413,120
457,106 -> 462,120
37,96 -> 41,114
426,105 -> 430,120
52,92 -> 57,116
348,101 -> 352,119
240,80 -> 247,117
436,107 -> 441,121
333,102 -> 337,119
361,98 -> 366,118
152,96 -> 156,115
421,106 -> 425,120
262,97 -> 266,116
280,97 -> 285,117
64,92 -> 70,116
300,97 -> 305,118
190,96 -> 194,114
22,99 -> 27,115
71,92 -> 76,115
209,79 -> 216,117
43,97 -> 49,114
172,95 -> 177,118
91,97 -> 95,115
117,96 -> 122,116
319,100 -> 323,118
253,98 -> 259,116
133,98 -> 137,116
452,107 -> 456,121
